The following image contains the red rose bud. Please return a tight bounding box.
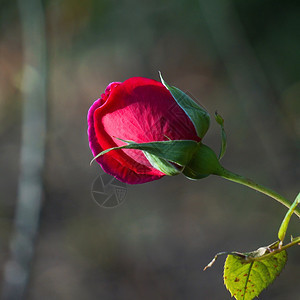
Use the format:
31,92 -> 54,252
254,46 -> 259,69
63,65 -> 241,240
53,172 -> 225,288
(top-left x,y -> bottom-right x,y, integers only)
87,77 -> 205,184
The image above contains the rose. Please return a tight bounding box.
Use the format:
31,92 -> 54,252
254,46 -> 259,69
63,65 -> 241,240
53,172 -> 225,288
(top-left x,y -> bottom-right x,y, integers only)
87,77 -> 300,300
87,77 -> 208,184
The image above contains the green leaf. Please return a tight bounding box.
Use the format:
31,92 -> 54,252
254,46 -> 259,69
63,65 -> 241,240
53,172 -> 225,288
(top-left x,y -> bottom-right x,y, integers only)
91,139 -> 198,169
224,250 -> 287,300
159,72 -> 210,138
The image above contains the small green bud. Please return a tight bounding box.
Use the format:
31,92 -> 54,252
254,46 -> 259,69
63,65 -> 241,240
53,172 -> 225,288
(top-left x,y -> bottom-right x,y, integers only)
214,111 -> 227,160
278,193 -> 300,242
214,111 -> 224,126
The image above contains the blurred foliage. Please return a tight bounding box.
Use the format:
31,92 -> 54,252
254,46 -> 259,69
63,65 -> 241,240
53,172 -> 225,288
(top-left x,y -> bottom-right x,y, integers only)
234,0 -> 300,85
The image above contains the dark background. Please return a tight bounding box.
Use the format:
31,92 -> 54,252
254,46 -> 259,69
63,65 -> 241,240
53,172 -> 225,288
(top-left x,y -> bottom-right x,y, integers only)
0,0 -> 299,299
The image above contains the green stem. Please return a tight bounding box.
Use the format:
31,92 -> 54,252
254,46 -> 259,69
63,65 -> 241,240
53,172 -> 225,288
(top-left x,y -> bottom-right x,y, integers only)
247,237 -> 300,262
219,168 -> 300,218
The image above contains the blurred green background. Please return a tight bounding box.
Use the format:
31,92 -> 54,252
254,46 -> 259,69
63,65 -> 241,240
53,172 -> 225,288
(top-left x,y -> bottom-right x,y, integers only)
0,0 -> 299,299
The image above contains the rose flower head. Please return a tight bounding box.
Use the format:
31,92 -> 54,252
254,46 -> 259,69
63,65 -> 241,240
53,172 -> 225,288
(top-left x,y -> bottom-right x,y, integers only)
87,74 -> 215,184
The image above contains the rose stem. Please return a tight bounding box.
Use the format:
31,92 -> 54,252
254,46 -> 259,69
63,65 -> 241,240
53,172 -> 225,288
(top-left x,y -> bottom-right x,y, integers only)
218,168 -> 300,218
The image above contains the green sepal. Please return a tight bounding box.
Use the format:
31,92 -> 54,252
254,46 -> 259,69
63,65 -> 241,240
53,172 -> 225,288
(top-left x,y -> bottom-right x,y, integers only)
183,143 -> 223,179
159,72 -> 210,139
143,152 -> 182,176
91,139 -> 199,175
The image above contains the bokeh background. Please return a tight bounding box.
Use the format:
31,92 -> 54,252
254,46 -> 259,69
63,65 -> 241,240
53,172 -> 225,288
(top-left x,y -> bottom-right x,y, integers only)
0,0 -> 299,299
